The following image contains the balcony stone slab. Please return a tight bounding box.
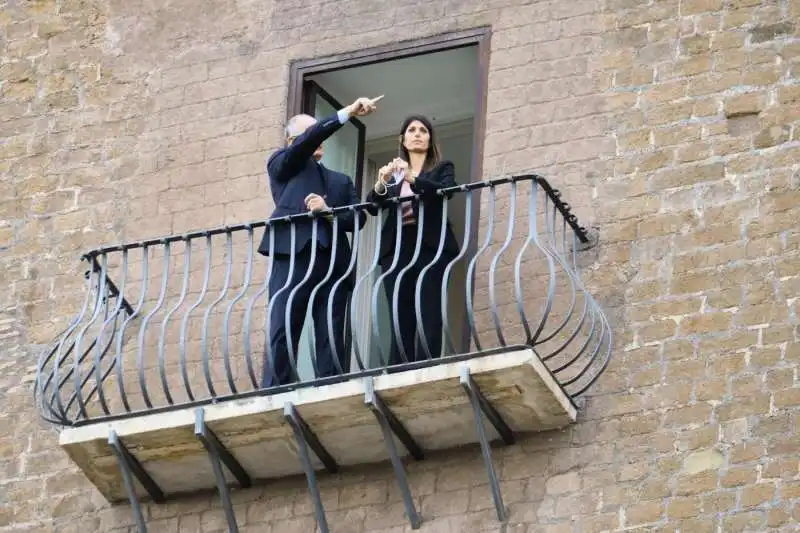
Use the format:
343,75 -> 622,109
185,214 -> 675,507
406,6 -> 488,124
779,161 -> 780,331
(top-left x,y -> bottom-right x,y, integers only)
60,348 -> 576,503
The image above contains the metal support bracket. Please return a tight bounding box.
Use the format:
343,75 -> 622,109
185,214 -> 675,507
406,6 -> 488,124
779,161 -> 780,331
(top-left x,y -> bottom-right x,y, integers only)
365,378 -> 424,460
365,378 -> 422,529
460,367 -> 514,522
284,402 -> 337,533
108,430 -> 165,533
195,408 -> 252,533
88,256 -> 135,315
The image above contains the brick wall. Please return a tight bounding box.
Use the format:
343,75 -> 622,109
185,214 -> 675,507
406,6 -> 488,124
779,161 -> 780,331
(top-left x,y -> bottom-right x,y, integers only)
2,0 -> 799,532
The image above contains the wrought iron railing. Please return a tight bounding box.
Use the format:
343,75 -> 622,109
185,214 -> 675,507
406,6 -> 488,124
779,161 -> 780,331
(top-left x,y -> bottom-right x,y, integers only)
34,175 -> 611,428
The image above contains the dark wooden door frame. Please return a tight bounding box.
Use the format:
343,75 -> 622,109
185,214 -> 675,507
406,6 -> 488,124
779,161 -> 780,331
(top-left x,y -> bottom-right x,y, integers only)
302,79 -> 367,195
287,26 -> 491,191
286,27 -> 492,355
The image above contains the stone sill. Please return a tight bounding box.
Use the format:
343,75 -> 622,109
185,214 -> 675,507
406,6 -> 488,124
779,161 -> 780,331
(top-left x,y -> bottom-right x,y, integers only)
60,348 -> 576,504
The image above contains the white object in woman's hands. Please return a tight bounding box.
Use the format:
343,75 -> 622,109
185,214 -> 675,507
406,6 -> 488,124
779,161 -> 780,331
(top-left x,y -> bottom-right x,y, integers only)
375,158 -> 414,193
388,170 -> 404,186
386,158 -> 412,185
374,164 -> 391,195
393,158 -> 415,184
377,164 -> 392,183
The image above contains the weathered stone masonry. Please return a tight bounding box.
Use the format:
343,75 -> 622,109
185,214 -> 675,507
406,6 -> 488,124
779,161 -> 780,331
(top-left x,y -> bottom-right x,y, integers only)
2,0 -> 799,531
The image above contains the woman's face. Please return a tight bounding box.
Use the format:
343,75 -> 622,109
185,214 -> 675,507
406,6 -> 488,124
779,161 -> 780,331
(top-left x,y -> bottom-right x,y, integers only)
402,120 -> 430,153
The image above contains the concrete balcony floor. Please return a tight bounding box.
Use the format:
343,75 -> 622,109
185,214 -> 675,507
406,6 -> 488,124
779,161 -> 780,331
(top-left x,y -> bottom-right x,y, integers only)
60,348 -> 576,504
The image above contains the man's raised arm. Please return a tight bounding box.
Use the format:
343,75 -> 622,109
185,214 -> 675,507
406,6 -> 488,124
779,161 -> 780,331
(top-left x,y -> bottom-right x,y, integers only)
268,96 -> 382,183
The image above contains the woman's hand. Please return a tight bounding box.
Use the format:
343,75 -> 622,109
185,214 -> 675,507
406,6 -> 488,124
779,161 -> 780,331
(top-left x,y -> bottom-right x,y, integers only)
374,164 -> 393,194
378,163 -> 394,184
391,158 -> 415,184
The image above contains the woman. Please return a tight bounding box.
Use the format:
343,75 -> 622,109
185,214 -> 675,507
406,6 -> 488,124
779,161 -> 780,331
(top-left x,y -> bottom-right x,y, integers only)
366,115 -> 460,365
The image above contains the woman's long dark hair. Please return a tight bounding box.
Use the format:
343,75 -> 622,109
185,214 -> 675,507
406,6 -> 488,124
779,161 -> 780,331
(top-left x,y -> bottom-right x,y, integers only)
398,114 -> 441,172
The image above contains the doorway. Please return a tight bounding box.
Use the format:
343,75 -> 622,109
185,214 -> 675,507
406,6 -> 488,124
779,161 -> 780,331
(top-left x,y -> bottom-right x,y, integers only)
288,29 -> 490,377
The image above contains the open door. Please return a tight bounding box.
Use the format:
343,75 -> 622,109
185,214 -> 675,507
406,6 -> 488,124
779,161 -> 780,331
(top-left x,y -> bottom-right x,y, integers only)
295,81 -> 366,380
302,80 -> 365,193
287,37 -> 489,371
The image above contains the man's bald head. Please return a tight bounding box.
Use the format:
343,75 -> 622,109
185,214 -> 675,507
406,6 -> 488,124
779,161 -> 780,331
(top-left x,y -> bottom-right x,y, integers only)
285,114 -> 317,139
285,114 -> 324,160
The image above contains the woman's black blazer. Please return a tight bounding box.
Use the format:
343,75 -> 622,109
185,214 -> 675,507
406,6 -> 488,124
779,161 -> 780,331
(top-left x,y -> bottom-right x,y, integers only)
366,160 -> 460,261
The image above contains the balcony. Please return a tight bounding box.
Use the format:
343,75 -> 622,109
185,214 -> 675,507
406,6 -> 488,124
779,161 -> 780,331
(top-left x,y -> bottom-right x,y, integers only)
33,175 -> 611,532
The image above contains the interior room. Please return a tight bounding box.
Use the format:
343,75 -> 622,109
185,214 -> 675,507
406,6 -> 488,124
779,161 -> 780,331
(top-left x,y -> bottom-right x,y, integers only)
299,45 -> 480,372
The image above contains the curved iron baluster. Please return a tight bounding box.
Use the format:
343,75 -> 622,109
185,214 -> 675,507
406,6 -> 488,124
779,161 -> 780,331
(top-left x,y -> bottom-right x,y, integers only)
542,294 -> 590,361
72,255 -> 109,420
562,294 -> 609,393
82,315 -> 121,411
50,287 -> 94,421
509,184 -> 582,362
306,216 -> 340,377
391,197 -> 425,362
414,194 -> 451,359
245,228 -> 275,389
35,333 -> 73,424
566,229 -> 600,393
539,214 -> 592,366
536,189 -> 611,396
202,232 -> 234,398
285,218 -> 319,381
549,296 -> 597,374
488,180 -> 518,347
525,184 -> 557,346
114,248 -> 148,414
138,243 -> 171,409
441,189 -> 472,357
66,300 -> 118,415
58,334 -> 100,416
35,340 -> 64,423
371,203 -> 405,366
534,196 -> 595,379
557,228 -> 610,395
34,342 -> 61,424
180,236 -> 212,402
513,180 -> 538,343
465,185 -> 497,352
94,252 -> 129,416
542,266 -> 602,375
265,223 -> 299,383
160,239 -> 191,405
39,259 -> 94,424
328,207 -> 361,374
569,297 -> 613,397
543,225 -> 597,377
351,211 -> 383,371
534,194 -> 580,348
223,226 -> 254,394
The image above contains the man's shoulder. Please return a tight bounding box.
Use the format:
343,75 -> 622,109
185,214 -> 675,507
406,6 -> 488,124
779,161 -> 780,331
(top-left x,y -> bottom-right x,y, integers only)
266,147 -> 286,168
322,165 -> 353,183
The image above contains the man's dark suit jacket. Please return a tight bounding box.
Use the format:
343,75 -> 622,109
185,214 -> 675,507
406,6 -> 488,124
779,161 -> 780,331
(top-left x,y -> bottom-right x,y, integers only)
366,160 -> 460,260
258,114 -> 365,260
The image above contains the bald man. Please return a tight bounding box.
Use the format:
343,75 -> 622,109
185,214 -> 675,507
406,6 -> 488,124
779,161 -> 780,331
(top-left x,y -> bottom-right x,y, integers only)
258,96 -> 378,387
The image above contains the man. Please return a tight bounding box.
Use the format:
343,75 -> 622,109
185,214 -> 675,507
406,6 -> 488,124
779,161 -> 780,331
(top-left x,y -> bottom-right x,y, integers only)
258,96 -> 379,387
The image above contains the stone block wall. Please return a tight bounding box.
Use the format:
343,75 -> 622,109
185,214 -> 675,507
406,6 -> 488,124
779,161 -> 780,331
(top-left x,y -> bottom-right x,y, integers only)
1,0 -> 799,531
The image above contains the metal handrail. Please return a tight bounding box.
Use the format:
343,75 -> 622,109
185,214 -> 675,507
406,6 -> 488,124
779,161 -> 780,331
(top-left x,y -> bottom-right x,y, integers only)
34,174 -> 611,428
